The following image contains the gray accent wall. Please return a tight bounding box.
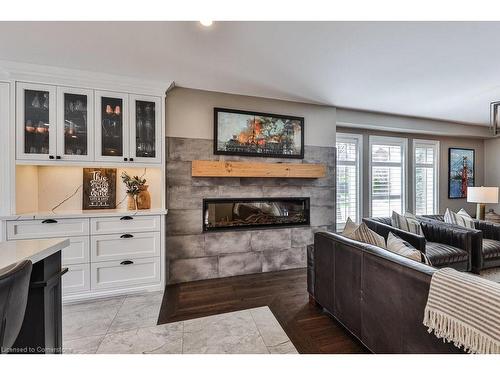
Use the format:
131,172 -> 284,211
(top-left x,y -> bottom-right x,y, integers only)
166,137 -> 336,284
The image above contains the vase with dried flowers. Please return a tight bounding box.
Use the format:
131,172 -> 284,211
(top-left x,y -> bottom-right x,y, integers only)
121,172 -> 151,210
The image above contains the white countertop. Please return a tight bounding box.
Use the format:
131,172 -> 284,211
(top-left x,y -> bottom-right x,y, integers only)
0,208 -> 168,221
0,238 -> 70,270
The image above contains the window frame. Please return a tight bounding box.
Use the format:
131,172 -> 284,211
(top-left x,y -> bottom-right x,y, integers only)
335,133 -> 363,230
368,135 -> 408,217
412,139 -> 440,215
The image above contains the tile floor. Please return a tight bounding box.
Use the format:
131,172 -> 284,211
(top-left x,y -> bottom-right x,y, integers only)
63,291 -> 297,354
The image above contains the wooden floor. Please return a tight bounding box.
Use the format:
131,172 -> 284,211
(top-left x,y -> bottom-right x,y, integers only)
158,268 -> 368,354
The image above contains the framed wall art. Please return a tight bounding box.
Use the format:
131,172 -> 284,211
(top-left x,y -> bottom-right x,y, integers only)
214,108 -> 304,159
448,148 -> 475,199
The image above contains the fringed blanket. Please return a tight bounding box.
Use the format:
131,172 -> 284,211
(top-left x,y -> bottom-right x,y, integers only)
423,268 -> 500,354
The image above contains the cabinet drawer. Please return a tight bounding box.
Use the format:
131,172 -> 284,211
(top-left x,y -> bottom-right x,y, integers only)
7,218 -> 90,240
91,257 -> 160,290
90,215 -> 160,234
91,232 -> 160,262
63,263 -> 91,295
62,236 -> 90,265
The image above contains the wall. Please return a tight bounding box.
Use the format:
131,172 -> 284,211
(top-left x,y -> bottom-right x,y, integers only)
165,87 -> 336,284
484,137 -> 500,213
337,126 -> 485,216
166,87 -> 336,147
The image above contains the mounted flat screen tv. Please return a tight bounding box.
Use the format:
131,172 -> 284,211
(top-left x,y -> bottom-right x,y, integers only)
214,108 -> 304,159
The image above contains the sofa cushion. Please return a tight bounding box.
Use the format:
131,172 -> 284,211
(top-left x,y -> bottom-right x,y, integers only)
425,241 -> 469,266
345,222 -> 386,249
482,239 -> 500,260
444,208 -> 475,229
386,232 -> 431,265
391,211 -> 423,235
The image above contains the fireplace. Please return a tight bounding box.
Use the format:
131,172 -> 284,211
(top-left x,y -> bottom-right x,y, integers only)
203,197 -> 310,232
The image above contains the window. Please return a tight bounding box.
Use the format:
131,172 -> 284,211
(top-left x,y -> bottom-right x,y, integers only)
336,133 -> 362,231
369,136 -> 407,217
413,140 -> 439,215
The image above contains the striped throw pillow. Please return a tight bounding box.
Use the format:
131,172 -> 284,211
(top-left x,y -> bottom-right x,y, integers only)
444,208 -> 475,229
346,222 -> 386,249
386,232 -> 432,265
391,211 -> 423,235
342,217 -> 359,236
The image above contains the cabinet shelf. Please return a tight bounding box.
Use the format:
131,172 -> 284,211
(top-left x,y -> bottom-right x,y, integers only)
191,160 -> 327,178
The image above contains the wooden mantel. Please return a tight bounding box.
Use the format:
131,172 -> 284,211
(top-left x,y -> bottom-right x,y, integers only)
191,160 -> 327,178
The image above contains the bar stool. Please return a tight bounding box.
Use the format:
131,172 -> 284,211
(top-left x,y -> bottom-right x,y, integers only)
0,260 -> 32,354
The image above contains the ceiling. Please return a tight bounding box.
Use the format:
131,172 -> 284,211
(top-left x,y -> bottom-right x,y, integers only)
0,21 -> 498,125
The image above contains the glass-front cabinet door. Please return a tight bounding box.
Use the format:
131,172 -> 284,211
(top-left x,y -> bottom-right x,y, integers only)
56,87 -> 94,161
95,90 -> 129,162
16,82 -> 57,160
130,95 -> 162,163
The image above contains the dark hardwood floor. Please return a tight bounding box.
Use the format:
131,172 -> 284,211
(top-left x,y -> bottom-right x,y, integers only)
158,268 -> 368,354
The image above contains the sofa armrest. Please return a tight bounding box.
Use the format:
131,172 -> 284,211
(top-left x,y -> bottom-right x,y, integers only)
362,218 -> 426,251
307,244 -> 315,297
475,220 -> 500,241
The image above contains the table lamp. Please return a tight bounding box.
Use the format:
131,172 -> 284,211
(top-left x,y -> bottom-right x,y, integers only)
467,186 -> 499,220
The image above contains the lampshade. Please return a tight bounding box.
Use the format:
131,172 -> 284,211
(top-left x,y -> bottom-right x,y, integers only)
467,187 -> 499,204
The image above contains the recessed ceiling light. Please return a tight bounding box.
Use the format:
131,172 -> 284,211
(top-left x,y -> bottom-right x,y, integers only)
200,20 -> 213,27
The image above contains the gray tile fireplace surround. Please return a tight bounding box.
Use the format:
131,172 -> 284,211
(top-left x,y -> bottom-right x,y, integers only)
166,137 -> 336,284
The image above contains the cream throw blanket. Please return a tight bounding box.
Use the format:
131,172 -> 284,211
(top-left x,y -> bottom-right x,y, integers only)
423,268 -> 500,354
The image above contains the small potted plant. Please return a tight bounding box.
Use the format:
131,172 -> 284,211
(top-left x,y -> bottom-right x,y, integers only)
121,172 -> 151,210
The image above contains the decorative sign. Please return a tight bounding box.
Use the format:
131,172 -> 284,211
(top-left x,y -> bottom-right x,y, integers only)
82,168 -> 117,209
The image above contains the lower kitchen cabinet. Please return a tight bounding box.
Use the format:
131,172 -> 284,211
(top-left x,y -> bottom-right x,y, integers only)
3,212 -> 165,302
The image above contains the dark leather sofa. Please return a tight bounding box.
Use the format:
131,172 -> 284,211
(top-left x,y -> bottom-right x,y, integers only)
307,231 -> 462,353
363,217 -> 472,271
420,214 -> 500,272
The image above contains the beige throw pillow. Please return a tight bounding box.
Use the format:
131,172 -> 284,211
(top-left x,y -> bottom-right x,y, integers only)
386,232 -> 432,265
346,222 -> 386,249
444,208 -> 475,229
342,217 -> 359,236
391,211 -> 423,235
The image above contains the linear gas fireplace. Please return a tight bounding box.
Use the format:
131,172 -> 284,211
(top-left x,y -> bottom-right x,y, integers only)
203,197 -> 310,232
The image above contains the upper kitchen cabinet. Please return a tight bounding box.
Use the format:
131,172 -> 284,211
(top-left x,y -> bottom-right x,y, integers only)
16,82 -> 57,160
130,95 -> 162,164
94,90 -> 129,162
57,87 -> 94,161
15,82 -> 163,165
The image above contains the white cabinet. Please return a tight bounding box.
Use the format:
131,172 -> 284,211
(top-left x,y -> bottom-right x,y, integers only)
91,232 -> 160,262
15,83 -> 163,165
94,90 -> 129,162
130,94 -> 162,164
63,263 -> 91,295
91,257 -> 161,291
16,82 -> 57,160
62,236 -> 91,265
56,86 -> 94,161
7,218 -> 90,240
4,213 -> 164,302
90,215 -> 161,234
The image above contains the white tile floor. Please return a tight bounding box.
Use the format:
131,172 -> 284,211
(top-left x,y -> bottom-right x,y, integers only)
62,292 -> 297,354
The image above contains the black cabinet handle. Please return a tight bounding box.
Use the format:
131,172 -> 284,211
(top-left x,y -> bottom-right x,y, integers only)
129,158 -> 134,162
120,234 -> 134,239
42,219 -> 58,224
120,260 -> 134,265
49,155 -> 54,160
124,157 -> 128,161
120,216 -> 133,220
56,155 -> 61,160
